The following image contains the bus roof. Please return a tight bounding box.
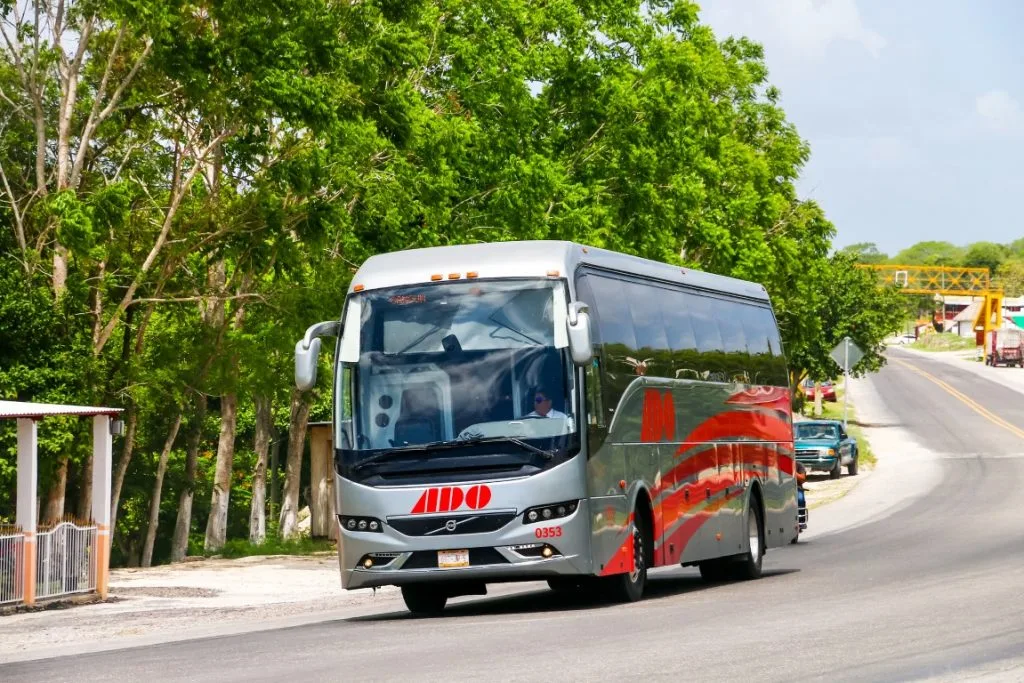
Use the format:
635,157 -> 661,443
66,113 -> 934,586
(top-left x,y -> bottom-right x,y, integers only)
349,240 -> 770,302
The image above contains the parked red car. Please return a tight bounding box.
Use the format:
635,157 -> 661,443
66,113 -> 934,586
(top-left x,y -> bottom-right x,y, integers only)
803,380 -> 837,403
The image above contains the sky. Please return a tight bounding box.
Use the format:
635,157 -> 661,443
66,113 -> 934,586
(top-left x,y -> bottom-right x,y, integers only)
698,0 -> 1024,256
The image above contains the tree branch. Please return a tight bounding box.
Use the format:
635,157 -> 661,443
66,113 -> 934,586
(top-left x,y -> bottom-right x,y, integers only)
93,126 -> 240,356
70,31 -> 153,188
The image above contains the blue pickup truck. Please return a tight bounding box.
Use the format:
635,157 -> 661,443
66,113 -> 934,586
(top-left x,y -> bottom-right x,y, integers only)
794,419 -> 859,479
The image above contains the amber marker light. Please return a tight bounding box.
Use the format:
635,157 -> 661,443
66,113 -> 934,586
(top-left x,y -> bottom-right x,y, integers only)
430,274 -> 443,281
466,271 -> 479,278
353,284 -> 365,292
448,273 -> 460,280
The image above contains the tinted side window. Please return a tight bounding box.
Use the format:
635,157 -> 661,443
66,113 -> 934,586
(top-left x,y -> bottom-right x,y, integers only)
586,274 -> 639,417
624,281 -> 671,379
659,289 -> 700,380
687,292 -> 727,381
715,299 -> 750,381
739,304 -> 774,386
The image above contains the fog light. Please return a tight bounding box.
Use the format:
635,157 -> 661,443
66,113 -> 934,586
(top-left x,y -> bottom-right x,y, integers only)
363,558 -> 374,568
542,546 -> 554,558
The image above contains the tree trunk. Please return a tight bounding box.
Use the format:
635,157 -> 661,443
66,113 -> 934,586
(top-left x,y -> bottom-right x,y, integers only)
248,396 -> 273,544
814,381 -> 823,417
43,458 -> 69,523
170,394 -> 207,562
269,431 -> 281,523
110,404 -> 138,531
204,393 -> 239,552
279,389 -> 311,539
77,451 -> 94,521
141,412 -> 184,568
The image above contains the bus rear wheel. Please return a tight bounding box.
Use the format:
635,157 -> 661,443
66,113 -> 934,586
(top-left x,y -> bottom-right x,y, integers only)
401,585 -> 447,615
732,499 -> 765,581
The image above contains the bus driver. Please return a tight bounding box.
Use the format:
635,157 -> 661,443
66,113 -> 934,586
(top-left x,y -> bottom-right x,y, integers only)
526,389 -> 567,419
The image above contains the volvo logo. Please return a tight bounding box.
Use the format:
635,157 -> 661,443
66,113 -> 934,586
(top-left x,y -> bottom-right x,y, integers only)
424,516 -> 479,536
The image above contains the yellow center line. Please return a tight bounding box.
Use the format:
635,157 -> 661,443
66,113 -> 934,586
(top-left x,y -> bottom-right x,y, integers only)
891,357 -> 1024,440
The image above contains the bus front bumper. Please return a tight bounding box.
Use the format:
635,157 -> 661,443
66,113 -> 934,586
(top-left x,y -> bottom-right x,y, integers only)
338,504 -> 593,590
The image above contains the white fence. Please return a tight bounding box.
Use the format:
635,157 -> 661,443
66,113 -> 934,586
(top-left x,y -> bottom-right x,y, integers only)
0,530 -> 24,605
36,522 -> 97,601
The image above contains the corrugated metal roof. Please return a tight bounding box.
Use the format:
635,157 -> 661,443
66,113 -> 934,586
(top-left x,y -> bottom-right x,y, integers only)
0,401 -> 122,420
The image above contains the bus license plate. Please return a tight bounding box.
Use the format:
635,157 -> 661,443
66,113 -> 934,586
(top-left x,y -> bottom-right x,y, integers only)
438,549 -> 469,568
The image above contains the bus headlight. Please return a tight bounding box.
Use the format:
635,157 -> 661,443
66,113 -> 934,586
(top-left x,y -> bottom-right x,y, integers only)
339,515 -> 384,533
522,500 -> 578,525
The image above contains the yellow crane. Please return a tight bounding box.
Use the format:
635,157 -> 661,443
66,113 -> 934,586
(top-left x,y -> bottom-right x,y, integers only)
856,264 -> 1004,341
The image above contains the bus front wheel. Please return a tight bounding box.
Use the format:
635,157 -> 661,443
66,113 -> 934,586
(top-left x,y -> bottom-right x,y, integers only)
602,511 -> 650,603
401,585 -> 447,615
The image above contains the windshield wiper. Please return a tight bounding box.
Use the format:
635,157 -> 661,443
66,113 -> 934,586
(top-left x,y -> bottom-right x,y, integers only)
456,435 -> 555,460
352,436 -> 554,472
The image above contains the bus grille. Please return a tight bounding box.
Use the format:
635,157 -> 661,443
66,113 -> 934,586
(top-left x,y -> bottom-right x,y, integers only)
401,547 -> 509,570
388,512 -> 517,537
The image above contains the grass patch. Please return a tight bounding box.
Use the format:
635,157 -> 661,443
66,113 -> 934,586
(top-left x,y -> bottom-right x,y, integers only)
802,389 -> 877,468
193,535 -> 336,560
909,333 -> 977,353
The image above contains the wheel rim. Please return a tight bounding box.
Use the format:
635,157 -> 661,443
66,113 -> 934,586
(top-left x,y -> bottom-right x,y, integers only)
629,524 -> 644,583
748,509 -> 760,560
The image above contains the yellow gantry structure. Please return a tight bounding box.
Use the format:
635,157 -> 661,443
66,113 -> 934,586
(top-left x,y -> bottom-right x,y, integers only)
857,264 -> 1004,340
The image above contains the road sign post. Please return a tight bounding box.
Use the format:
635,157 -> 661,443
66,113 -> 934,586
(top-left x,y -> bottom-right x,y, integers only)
829,337 -> 864,428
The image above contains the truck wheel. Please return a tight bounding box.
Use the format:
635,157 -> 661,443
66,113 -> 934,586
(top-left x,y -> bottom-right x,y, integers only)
401,585 -> 447,615
829,459 -> 842,479
731,499 -> 765,580
848,457 -> 858,476
602,511 -> 650,603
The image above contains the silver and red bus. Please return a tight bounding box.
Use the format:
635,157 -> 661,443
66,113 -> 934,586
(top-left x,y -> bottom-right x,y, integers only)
295,241 -> 797,614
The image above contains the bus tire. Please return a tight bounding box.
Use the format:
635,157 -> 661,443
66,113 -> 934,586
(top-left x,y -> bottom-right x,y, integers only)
603,511 -> 650,603
732,497 -> 765,581
401,585 -> 447,615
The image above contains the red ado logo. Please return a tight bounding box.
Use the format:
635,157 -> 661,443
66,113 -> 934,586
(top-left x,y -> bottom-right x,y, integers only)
410,485 -> 492,514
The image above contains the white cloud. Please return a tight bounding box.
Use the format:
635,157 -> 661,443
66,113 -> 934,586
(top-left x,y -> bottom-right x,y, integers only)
976,89 -> 1024,136
701,0 -> 886,60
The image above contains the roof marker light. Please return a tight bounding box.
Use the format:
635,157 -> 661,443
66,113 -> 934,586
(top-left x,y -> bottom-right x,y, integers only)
430,274 -> 442,281
353,284 -> 365,292
547,270 -> 560,277
467,271 -> 479,279
448,273 -> 460,280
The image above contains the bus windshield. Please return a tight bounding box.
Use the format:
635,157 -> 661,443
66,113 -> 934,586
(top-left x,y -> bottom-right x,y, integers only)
341,280 -> 576,455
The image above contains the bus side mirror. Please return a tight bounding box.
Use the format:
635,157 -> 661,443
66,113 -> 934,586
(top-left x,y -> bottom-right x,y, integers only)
567,302 -> 593,366
295,320 -> 341,390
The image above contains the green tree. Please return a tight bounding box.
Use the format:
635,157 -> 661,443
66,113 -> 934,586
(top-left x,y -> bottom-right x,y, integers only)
963,241 -> 1007,276
996,259 -> 1024,297
838,242 -> 888,264
893,241 -> 965,266
787,253 -> 908,384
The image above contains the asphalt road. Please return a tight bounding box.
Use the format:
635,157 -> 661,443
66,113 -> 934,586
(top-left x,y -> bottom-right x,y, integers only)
8,349 -> 1024,683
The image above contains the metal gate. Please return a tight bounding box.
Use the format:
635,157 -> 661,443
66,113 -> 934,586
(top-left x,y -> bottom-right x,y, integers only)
0,529 -> 24,605
36,522 -> 97,601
